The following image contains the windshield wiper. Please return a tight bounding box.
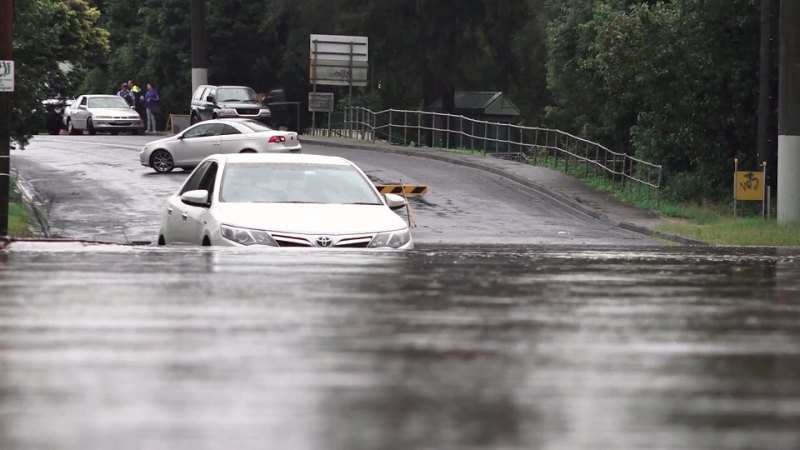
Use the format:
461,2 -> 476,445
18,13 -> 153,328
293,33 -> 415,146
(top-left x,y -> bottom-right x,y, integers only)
348,202 -> 382,205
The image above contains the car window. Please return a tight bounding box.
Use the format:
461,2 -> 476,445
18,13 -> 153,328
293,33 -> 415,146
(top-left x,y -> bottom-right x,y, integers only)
216,87 -> 258,102
219,163 -> 382,205
79,97 -> 87,106
220,124 -> 241,135
199,163 -> 219,202
183,123 -> 222,138
88,97 -> 129,109
181,161 -> 211,195
193,86 -> 207,101
207,88 -> 216,101
238,120 -> 273,132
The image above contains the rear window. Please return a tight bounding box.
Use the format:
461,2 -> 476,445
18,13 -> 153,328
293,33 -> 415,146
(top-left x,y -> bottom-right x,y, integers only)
238,120 -> 273,132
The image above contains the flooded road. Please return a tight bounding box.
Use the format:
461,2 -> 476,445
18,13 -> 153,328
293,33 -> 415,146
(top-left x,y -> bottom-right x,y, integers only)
1,243 -> 799,449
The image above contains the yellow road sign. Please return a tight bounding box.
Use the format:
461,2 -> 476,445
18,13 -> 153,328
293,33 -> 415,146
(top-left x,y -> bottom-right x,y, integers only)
374,185 -> 428,196
735,171 -> 764,201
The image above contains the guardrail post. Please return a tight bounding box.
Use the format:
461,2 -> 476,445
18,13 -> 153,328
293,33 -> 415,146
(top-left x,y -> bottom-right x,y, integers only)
389,110 -> 393,144
404,111 -> 407,145
657,168 -> 662,209
483,122 -> 488,155
418,112 -> 421,147
446,115 -> 450,149
621,157 -> 627,188
460,116 -> 464,149
471,120 -> 475,153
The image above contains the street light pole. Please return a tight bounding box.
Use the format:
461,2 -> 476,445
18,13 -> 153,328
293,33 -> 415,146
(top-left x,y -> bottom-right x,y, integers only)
191,0 -> 208,94
0,0 -> 14,238
778,0 -> 800,224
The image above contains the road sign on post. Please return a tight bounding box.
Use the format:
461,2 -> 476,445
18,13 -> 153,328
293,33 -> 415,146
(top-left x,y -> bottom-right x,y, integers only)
309,35 -> 368,87
733,159 -> 768,220
0,60 -> 13,92
308,92 -> 334,112
309,34 -> 368,134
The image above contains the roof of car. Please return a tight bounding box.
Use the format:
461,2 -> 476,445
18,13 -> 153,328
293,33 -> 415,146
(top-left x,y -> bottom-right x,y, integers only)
214,153 -> 351,166
79,94 -> 124,99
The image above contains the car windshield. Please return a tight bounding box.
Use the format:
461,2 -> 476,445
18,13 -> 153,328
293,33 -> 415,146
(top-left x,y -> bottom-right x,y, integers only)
87,97 -> 130,109
238,120 -> 274,132
217,88 -> 259,103
220,163 -> 382,205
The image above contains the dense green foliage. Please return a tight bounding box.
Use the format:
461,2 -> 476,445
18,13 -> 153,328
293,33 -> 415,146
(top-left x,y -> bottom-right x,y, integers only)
11,0 -> 768,202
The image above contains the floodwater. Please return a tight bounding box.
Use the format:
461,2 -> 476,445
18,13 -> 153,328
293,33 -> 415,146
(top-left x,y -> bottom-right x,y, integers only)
1,243 -> 799,450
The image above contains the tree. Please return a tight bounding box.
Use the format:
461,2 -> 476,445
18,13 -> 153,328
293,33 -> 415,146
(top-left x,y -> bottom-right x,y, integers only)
12,0 -> 109,147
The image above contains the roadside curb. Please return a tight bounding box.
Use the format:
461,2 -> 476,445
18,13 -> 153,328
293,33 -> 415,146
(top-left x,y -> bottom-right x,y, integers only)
303,136 -> 708,246
11,169 -> 51,238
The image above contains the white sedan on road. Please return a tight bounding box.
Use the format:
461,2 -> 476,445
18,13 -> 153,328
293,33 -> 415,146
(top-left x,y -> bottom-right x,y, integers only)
158,153 -> 414,249
140,119 -> 301,173
64,94 -> 143,135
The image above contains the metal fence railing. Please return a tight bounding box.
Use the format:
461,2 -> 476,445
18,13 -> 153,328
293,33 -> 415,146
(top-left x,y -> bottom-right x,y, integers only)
308,107 -> 662,205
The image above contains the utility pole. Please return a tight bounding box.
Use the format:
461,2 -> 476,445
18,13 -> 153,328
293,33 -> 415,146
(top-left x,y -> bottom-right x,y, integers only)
0,0 -> 14,238
757,0 -> 777,172
778,0 -> 800,224
190,0 -> 208,94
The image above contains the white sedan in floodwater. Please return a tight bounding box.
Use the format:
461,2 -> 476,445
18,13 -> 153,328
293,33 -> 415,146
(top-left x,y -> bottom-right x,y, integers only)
140,119 -> 301,173
157,153 -> 414,249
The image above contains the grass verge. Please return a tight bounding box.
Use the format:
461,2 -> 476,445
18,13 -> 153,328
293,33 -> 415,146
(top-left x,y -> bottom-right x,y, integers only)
8,177 -> 35,238
656,218 -> 800,246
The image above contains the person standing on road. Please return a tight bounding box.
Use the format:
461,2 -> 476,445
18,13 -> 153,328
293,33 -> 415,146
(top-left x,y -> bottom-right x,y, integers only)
117,83 -> 134,107
128,79 -> 146,127
144,82 -> 161,133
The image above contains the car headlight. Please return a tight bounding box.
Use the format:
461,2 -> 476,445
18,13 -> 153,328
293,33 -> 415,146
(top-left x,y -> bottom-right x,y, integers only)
368,228 -> 411,248
95,116 -> 110,119
221,224 -> 279,246
218,108 -> 236,116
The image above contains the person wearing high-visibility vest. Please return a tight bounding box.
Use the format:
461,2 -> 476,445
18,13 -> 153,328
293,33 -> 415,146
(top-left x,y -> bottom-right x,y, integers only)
128,79 -> 145,127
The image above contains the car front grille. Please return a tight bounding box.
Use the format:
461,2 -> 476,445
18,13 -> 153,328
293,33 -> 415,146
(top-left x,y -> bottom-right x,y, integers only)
236,108 -> 260,115
270,233 -> 374,248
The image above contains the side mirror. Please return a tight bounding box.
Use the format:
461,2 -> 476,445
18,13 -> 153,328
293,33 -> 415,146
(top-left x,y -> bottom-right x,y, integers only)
78,104 -> 87,110
385,193 -> 407,210
206,95 -> 216,103
180,189 -> 210,207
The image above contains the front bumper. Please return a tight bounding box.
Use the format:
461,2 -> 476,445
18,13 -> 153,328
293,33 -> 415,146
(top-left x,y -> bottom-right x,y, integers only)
94,118 -> 142,130
214,227 -> 413,249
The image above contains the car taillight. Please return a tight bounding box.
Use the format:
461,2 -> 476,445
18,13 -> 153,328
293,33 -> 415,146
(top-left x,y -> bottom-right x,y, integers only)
269,136 -> 286,143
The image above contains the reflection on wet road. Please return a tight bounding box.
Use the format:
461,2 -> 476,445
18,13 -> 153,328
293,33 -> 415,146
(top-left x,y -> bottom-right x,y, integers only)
1,244 -> 799,449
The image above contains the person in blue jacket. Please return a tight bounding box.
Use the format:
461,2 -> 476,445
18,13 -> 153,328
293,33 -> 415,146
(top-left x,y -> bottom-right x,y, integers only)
144,82 -> 161,133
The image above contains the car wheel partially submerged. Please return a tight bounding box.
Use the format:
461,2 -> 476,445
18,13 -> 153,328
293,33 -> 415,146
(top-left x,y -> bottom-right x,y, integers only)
150,149 -> 175,173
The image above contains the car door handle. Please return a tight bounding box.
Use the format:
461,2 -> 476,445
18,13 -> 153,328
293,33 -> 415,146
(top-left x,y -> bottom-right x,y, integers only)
167,207 -> 173,216
181,212 -> 188,222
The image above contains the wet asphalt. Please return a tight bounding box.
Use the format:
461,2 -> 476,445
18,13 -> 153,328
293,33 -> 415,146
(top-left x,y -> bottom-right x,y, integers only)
2,136 -> 799,449
10,135 -> 652,246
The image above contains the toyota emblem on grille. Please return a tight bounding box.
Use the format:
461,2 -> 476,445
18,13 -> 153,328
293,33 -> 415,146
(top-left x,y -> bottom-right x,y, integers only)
315,236 -> 333,247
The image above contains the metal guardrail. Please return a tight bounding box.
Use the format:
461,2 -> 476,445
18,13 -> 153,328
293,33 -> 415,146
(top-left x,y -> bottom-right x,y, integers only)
309,107 -> 662,205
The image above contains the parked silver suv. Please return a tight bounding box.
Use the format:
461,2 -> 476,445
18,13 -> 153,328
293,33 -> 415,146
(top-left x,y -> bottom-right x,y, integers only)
190,85 -> 272,125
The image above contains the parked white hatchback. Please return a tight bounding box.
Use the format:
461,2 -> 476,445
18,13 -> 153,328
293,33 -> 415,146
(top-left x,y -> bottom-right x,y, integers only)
140,119 -> 301,173
158,153 -> 414,249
